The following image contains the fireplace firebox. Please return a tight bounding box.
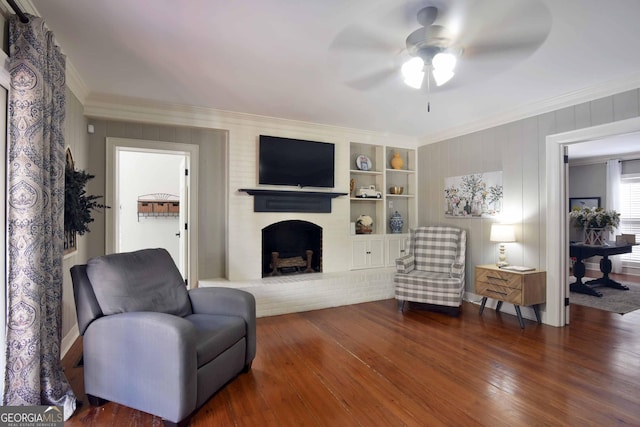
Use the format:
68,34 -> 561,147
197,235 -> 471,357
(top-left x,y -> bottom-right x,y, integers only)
262,220 -> 322,277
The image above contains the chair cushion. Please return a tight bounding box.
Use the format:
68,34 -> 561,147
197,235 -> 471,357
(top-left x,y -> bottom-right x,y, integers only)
185,314 -> 246,367
394,271 -> 464,306
412,227 -> 461,273
87,248 -> 192,317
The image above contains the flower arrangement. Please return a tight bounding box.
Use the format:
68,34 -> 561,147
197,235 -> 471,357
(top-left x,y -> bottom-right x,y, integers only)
569,207 -> 620,232
356,214 -> 373,234
444,186 -> 461,212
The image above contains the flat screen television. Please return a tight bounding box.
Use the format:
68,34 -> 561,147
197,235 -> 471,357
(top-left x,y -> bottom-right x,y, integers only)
259,135 -> 335,188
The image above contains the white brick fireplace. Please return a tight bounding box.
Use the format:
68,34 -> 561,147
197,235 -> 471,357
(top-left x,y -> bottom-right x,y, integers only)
198,114 -> 417,316
226,126 -> 351,281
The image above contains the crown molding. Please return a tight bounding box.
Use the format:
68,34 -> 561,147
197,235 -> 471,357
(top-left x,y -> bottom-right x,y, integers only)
64,61 -> 89,103
419,72 -> 640,146
83,95 -> 419,147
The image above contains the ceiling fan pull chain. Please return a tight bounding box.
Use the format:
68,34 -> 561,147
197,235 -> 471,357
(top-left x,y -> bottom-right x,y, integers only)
427,68 -> 431,112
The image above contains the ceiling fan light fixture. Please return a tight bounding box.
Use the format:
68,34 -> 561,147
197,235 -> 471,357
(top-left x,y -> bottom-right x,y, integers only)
401,57 -> 425,89
432,52 -> 457,86
432,52 -> 457,71
432,68 -> 454,86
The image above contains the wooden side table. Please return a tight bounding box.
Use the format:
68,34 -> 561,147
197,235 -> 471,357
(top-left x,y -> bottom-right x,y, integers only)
475,265 -> 546,328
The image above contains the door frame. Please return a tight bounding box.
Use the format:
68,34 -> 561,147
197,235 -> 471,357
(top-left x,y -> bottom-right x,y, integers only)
105,137 -> 199,287
546,116 -> 640,326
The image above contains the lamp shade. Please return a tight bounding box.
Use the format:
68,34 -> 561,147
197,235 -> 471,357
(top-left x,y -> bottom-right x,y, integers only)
490,224 -> 516,243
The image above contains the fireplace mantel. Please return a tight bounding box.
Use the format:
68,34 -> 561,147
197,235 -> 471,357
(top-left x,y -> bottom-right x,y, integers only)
239,188 -> 347,213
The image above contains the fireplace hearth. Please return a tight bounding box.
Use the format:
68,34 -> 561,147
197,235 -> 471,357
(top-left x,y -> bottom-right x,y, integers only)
262,220 -> 322,277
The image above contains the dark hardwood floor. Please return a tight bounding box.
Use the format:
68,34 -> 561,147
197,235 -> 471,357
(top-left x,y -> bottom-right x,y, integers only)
63,273 -> 640,426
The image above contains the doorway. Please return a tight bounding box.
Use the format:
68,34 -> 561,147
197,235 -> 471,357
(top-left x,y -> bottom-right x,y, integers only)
546,116 -> 640,326
105,138 -> 199,286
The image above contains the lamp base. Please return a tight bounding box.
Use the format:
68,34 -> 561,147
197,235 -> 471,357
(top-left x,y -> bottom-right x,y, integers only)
496,244 -> 508,267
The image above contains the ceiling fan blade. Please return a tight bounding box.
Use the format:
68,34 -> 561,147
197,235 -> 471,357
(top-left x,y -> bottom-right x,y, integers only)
329,24 -> 398,53
452,0 -> 551,54
345,67 -> 397,91
406,25 -> 450,56
463,31 -> 548,58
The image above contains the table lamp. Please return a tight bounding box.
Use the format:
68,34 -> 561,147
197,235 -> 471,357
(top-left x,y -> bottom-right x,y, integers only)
490,224 -> 516,267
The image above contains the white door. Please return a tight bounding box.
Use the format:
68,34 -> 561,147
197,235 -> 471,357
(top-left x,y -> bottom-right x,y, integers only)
178,157 -> 189,282
105,138 -> 199,287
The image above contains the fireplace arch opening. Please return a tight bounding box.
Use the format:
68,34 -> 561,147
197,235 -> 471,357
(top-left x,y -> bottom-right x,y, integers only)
262,220 -> 322,277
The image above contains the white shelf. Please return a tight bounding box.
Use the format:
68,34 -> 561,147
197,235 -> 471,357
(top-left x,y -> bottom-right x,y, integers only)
386,168 -> 415,174
350,169 -> 383,175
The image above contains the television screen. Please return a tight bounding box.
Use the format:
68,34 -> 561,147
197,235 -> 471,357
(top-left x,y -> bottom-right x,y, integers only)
259,135 -> 335,188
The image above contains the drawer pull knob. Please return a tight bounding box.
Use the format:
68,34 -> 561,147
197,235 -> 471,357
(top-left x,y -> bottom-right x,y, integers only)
487,275 -> 508,282
486,289 -> 508,296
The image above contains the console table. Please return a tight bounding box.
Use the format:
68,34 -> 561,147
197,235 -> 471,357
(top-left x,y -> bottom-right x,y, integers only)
570,241 -> 635,297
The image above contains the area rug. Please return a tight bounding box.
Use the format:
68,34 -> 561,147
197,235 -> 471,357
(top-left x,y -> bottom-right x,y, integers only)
569,277 -> 640,314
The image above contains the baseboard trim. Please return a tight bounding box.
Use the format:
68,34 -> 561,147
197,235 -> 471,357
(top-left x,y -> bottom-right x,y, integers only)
62,325 -> 79,359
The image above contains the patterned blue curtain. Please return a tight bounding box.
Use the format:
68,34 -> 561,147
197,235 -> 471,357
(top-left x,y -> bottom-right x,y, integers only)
3,14 -> 76,418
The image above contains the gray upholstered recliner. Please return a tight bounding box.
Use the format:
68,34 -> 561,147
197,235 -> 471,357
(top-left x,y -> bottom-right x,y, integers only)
71,248 -> 256,427
394,226 -> 467,313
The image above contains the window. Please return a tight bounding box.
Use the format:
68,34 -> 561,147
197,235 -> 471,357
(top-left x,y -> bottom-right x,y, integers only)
620,175 -> 640,267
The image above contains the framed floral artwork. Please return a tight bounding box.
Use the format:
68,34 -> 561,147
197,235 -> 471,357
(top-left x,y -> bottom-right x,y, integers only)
444,171 -> 503,218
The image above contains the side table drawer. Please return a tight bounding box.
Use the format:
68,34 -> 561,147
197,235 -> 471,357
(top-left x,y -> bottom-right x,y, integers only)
475,267 -> 522,289
475,281 -> 522,305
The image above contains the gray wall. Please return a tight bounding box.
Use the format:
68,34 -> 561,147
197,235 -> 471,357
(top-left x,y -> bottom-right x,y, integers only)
61,88 -> 89,341
418,88 -> 640,294
568,163 -> 606,242
84,120 -> 228,280
623,159 -> 640,175
569,163 -> 606,207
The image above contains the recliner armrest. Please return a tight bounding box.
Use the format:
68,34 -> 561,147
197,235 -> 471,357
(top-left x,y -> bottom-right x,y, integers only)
188,287 -> 256,365
83,312 -> 198,423
396,254 -> 415,274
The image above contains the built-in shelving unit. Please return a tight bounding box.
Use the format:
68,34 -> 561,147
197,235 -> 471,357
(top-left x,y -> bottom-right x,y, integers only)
349,142 -> 417,270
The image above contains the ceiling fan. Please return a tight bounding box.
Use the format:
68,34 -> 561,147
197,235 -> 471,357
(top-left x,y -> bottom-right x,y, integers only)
402,6 -> 460,89
329,1 -> 551,94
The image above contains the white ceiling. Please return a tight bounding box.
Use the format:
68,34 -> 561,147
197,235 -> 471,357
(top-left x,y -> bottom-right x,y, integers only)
27,0 -> 640,143
569,132 -> 640,161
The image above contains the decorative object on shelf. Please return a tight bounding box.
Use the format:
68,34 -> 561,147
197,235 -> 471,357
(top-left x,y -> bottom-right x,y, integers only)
356,154 -> 372,171
389,186 -> 404,195
390,151 -> 404,170
64,148 -> 109,254
389,211 -> 404,233
569,207 -> 620,246
350,178 -> 355,196
356,185 -> 382,198
356,214 -> 373,234
444,171 -> 503,218
490,224 -> 516,266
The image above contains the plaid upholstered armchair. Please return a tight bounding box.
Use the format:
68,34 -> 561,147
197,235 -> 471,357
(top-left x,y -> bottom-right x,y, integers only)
394,226 -> 467,313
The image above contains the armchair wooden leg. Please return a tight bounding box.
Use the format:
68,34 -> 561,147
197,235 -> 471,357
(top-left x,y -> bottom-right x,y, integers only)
243,362 -> 252,373
397,300 -> 406,312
